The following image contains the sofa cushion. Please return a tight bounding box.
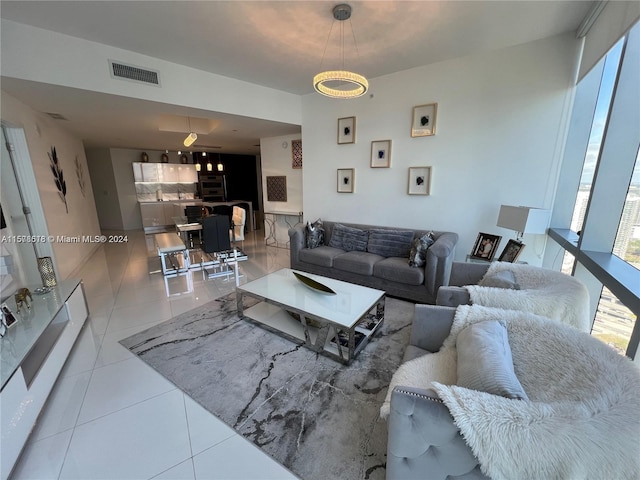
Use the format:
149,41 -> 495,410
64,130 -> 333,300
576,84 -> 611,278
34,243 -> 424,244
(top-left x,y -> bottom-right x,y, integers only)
333,251 -> 383,276
305,218 -> 325,249
408,232 -> 436,267
299,246 -> 345,267
478,270 -> 520,290
329,224 -> 368,252
367,229 -> 414,257
456,320 -> 528,400
374,257 -> 425,286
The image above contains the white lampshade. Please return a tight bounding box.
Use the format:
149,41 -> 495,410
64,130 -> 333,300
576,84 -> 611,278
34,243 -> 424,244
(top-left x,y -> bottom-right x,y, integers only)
496,205 -> 550,235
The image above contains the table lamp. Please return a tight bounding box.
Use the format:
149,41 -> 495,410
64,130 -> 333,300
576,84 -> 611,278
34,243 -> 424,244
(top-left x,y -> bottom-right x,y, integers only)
496,205 -> 550,241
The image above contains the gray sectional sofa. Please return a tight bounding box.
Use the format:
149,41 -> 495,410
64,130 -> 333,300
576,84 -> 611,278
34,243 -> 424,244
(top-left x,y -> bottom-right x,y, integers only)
288,221 -> 458,303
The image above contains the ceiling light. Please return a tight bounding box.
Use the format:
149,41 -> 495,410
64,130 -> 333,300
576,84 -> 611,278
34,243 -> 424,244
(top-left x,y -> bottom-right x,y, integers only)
184,117 -> 197,147
184,132 -> 197,147
314,4 -> 368,99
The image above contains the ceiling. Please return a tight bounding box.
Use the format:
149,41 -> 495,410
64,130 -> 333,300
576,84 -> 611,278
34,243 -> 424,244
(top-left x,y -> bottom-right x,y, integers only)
0,1 -> 595,154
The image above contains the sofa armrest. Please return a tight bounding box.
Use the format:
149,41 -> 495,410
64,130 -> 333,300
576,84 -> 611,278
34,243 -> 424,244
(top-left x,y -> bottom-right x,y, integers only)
410,304 -> 455,352
449,261 -> 489,286
424,232 -> 458,299
436,286 -> 472,307
288,225 -> 306,267
387,386 -> 487,480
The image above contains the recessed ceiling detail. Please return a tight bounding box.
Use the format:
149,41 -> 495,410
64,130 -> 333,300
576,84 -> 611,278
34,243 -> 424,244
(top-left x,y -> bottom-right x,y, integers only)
45,112 -> 68,120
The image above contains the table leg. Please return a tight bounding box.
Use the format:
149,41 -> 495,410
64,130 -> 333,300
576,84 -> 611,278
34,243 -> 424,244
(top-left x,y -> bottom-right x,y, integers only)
236,290 -> 244,316
376,297 -> 386,321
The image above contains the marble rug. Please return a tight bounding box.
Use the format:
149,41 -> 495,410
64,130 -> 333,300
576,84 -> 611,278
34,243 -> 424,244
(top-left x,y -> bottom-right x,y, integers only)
120,293 -> 414,480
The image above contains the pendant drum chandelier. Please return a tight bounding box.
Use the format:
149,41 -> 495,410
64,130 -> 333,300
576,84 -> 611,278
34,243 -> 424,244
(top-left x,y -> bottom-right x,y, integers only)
313,4 -> 368,99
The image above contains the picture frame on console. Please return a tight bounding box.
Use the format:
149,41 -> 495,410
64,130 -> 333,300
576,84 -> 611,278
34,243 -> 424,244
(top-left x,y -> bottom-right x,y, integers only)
498,239 -> 525,263
337,168 -> 355,193
370,140 -> 391,168
470,232 -> 502,261
411,103 -> 438,137
407,166 -> 431,195
337,117 -> 356,144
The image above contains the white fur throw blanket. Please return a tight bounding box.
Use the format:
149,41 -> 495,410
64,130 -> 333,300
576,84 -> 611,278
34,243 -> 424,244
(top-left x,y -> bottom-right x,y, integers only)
382,305 -> 640,480
466,262 -> 591,332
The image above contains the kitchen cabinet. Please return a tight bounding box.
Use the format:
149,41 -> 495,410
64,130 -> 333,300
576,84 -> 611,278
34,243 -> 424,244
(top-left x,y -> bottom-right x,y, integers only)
141,163 -> 160,182
178,165 -> 198,183
133,163 -> 198,203
140,203 -> 166,228
132,162 -> 143,182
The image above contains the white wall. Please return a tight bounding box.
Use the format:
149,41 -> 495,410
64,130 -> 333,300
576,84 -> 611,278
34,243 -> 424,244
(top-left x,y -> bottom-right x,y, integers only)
260,134 -> 303,214
109,148 -> 146,230
301,33 -> 580,265
1,92 -> 101,280
1,19 -> 302,126
85,147 -> 123,230
259,134 -> 303,246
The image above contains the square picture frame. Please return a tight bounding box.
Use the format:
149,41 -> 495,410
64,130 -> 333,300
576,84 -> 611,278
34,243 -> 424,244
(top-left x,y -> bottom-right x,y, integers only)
266,176 -> 287,202
411,103 -> 438,137
407,166 -> 432,195
498,239 -> 525,263
337,117 -> 356,144
337,168 -> 355,193
470,232 -> 502,261
370,140 -> 391,168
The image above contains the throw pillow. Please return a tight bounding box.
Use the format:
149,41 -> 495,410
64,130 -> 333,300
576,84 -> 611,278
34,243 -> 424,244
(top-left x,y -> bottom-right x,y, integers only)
456,320 -> 529,401
305,218 -> 325,249
328,224 -> 368,252
367,229 -> 414,257
479,270 -> 521,290
408,232 -> 436,267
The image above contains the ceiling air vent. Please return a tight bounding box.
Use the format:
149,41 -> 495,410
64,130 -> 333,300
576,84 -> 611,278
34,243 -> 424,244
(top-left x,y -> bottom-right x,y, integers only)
109,60 -> 160,86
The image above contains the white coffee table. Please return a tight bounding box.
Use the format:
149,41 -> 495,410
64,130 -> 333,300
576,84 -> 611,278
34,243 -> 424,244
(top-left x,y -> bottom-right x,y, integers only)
236,268 -> 385,364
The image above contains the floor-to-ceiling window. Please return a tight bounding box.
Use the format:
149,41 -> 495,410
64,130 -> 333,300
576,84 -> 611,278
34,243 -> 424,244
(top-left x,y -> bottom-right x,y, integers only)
550,19 -> 640,360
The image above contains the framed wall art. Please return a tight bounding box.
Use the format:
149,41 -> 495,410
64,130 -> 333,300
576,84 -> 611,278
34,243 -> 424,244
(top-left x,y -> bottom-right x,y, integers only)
291,139 -> 302,169
337,117 -> 356,144
337,168 -> 355,193
498,239 -> 525,263
470,232 -> 502,261
370,140 -> 391,168
266,176 -> 287,201
411,103 -> 438,137
407,166 -> 432,195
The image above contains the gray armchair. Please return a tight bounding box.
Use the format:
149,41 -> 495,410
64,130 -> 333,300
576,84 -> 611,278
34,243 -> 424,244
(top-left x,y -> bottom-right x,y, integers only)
435,261 -> 489,306
386,304 -> 488,479
435,261 -> 591,332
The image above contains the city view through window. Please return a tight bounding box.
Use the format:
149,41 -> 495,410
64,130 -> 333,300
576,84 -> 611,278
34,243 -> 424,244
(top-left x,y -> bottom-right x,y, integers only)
562,38 -> 639,355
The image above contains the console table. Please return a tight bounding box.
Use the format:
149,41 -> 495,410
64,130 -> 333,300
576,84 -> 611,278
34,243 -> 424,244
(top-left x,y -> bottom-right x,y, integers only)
0,279 -> 88,480
264,211 -> 303,248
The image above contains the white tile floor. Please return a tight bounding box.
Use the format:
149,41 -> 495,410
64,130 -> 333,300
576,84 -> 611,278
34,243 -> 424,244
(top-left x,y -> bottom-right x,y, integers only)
11,230 -> 299,480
